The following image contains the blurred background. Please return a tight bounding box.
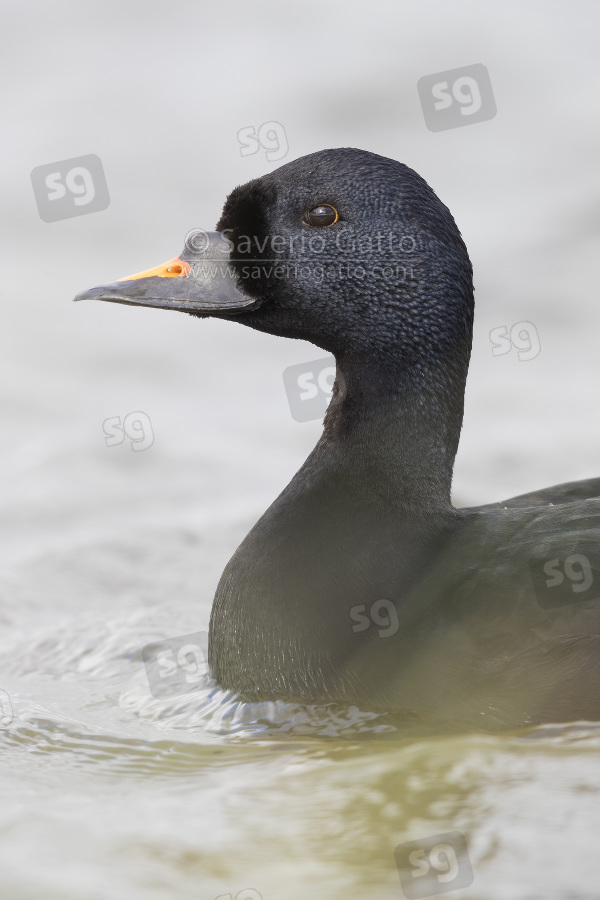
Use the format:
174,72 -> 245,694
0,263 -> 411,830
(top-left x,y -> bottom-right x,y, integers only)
2,2 -> 600,899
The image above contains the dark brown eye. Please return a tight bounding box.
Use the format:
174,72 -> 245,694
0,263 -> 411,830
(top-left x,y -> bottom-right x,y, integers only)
302,204 -> 339,227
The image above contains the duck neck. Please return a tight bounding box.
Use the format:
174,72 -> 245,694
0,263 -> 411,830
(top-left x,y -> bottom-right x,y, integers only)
317,348 -> 467,512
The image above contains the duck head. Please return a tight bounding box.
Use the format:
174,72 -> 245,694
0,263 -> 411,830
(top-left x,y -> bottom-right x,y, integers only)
75,149 -> 474,501
74,147 -> 473,364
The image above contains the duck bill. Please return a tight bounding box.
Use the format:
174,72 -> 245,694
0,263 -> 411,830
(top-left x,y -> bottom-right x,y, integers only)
73,230 -> 257,315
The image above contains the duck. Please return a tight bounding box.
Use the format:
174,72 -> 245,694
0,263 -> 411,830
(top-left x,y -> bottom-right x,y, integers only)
74,148 -> 600,728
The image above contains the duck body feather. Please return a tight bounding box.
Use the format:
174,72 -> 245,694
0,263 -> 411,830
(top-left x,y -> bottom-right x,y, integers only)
211,471 -> 600,726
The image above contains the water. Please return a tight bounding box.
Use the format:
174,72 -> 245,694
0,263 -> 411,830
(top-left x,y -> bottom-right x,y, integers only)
2,1 -> 600,897
4,526 -> 600,900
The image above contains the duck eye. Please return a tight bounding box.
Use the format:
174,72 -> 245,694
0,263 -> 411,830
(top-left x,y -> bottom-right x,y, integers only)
302,204 -> 339,227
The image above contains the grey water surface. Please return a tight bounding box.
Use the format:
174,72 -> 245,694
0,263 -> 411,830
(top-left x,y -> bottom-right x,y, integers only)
2,2 -> 600,898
